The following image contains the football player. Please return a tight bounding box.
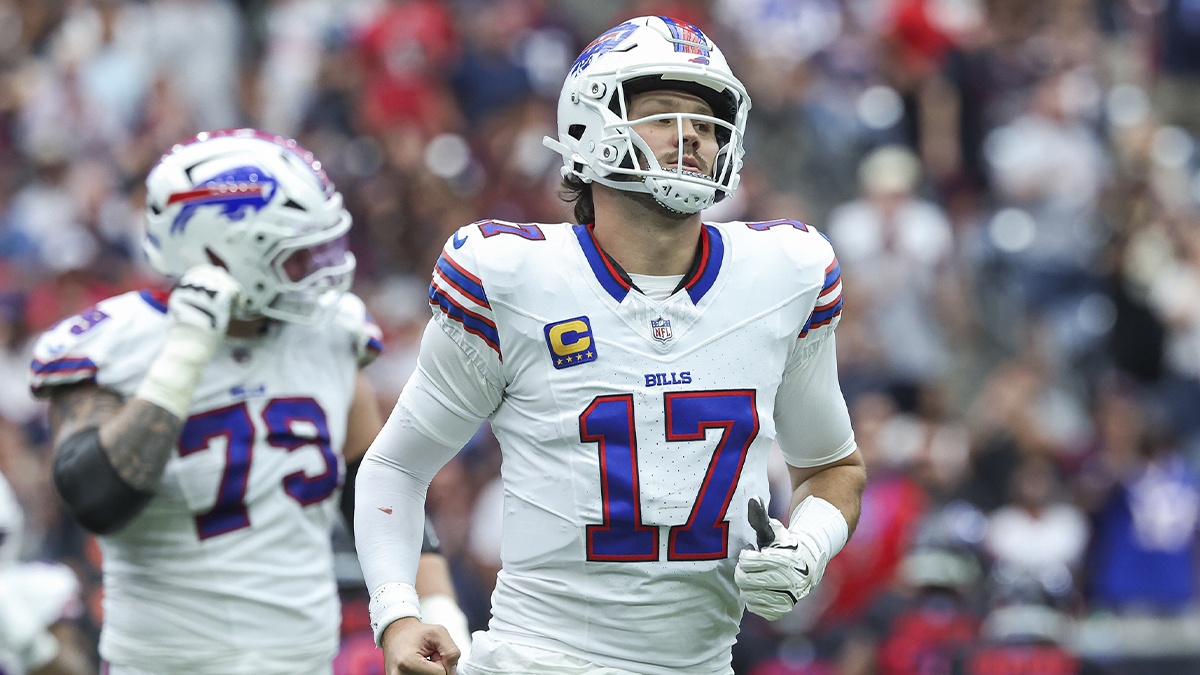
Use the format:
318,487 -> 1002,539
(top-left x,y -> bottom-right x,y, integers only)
355,16 -> 867,675
30,129 -> 468,674
0,471 -> 91,675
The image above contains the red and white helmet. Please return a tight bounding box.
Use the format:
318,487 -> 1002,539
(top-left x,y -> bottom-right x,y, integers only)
144,129 -> 355,324
543,16 -> 750,214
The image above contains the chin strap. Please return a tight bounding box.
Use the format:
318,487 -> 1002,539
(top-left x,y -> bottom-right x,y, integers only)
645,174 -> 715,214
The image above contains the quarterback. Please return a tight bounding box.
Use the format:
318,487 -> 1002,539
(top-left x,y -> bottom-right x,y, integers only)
355,16 -> 867,675
30,130 -> 467,674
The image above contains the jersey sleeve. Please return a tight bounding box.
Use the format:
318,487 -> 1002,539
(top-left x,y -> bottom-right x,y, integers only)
774,228 -> 855,468
29,293 -> 162,398
333,292 -> 384,368
797,233 -> 843,345
354,321 -> 497,602
426,224 -> 504,387
774,332 -> 857,468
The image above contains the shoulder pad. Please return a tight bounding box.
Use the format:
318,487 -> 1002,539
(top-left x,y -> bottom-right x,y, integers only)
29,291 -> 167,397
333,293 -> 384,368
427,222 -> 510,378
798,232 -> 842,342
723,220 -> 842,341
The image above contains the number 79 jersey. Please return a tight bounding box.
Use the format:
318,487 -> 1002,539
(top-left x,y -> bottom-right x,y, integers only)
30,290 -> 381,671
429,219 -> 854,674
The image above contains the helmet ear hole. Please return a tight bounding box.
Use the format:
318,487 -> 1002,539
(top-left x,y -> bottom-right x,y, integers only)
568,125 -> 586,140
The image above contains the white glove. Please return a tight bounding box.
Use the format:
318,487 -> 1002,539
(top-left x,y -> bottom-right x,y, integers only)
167,264 -> 242,335
735,496 -> 843,621
136,265 -> 242,418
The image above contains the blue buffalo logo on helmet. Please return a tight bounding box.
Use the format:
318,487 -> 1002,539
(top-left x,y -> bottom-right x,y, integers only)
658,17 -> 711,64
168,167 -> 278,234
570,21 -> 639,75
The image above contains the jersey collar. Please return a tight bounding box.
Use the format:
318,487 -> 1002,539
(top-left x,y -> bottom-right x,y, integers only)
572,223 -> 725,304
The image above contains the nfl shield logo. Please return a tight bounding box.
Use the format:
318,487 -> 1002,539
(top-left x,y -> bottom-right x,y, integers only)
651,316 -> 673,343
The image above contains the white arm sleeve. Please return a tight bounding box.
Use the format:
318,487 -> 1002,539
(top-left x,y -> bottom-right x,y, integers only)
354,320 -> 502,642
774,333 -> 857,468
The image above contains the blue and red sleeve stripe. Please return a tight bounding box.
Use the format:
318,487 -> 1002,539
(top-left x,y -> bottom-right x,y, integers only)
427,283 -> 501,358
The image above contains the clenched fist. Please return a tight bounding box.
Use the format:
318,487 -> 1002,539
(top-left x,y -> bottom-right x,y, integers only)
169,265 -> 242,335
734,497 -> 830,621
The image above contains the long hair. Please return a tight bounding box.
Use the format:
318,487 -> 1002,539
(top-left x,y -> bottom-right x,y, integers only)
559,174 -> 595,225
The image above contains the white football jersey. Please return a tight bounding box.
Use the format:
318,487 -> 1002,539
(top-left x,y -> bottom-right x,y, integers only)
30,290 -> 382,673
0,561 -> 83,675
427,219 -> 853,674
0,472 -> 84,675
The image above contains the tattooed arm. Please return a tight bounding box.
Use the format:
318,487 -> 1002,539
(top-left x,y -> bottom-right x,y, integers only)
48,266 -> 241,534
48,384 -> 183,534
49,384 -> 183,494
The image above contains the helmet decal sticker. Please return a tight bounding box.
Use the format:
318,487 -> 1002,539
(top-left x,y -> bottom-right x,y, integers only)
658,16 -> 711,64
144,129 -> 355,323
167,166 -> 278,234
570,21 -> 638,76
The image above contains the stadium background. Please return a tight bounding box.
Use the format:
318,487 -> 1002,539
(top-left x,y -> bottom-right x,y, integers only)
1,0 -> 1199,673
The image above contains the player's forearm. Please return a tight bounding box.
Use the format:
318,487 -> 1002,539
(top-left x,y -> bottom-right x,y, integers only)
353,364 -> 486,579
355,451 -> 433,643
415,552 -> 456,599
354,452 -> 430,593
788,453 -> 867,536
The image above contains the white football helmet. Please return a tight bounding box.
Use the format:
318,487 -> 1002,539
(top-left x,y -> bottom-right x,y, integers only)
144,129 -> 355,324
543,16 -> 750,214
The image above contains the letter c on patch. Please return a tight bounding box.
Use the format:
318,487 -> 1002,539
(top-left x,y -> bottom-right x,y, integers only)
548,320 -> 591,355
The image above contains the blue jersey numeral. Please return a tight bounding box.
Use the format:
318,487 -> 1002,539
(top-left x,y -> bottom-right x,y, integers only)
582,390 -> 759,562
179,398 -> 337,540
477,221 -> 545,240
263,397 -> 338,505
68,307 -> 111,335
582,395 -> 659,561
745,219 -> 808,232
179,404 -> 256,539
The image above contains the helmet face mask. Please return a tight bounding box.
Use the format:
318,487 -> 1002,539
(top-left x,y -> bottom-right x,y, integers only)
544,16 -> 750,215
144,129 -> 355,324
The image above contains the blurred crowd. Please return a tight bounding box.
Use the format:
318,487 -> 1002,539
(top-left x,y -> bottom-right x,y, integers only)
1,0 -> 1199,673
